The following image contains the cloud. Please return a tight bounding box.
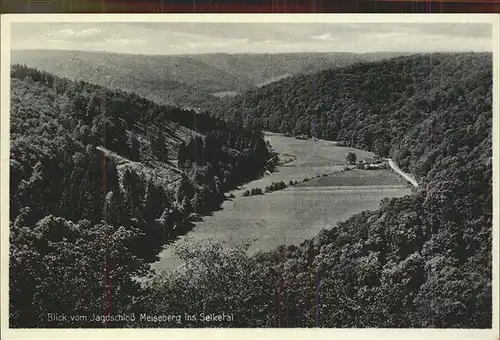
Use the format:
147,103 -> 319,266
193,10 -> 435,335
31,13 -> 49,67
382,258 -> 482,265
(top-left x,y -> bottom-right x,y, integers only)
55,28 -> 75,37
310,34 -> 335,41
10,22 -> 493,55
75,28 -> 104,38
105,37 -> 146,45
47,27 -> 105,41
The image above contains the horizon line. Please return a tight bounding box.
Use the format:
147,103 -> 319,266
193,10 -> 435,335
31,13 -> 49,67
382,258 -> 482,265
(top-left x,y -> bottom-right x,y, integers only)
10,48 -> 492,57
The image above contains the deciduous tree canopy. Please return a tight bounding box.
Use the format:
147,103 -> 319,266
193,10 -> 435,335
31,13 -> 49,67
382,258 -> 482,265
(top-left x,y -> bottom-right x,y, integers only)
9,64 -> 271,327
146,53 -> 493,328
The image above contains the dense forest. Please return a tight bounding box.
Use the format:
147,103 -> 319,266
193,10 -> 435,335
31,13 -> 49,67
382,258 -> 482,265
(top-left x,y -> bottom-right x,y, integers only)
11,50 -> 404,108
9,51 -> 493,328
212,53 -> 491,173
142,53 -> 493,328
9,64 -> 271,327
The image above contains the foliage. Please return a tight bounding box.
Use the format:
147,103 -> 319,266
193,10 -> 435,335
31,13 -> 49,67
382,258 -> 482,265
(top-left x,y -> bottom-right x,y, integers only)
9,64 -> 270,327
9,52 -> 492,328
145,53 -> 492,328
213,52 -> 491,177
265,181 -> 287,193
346,152 -> 357,164
10,213 -> 147,327
251,188 -> 263,196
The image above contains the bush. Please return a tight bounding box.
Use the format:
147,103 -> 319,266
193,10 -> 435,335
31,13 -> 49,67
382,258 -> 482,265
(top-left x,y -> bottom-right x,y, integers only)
250,188 -> 263,195
346,152 -> 357,164
265,181 -> 287,193
242,190 -> 250,197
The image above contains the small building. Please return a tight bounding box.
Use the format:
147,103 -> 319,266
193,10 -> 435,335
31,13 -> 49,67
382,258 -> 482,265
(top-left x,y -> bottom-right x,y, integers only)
360,157 -> 387,170
363,156 -> 384,164
365,163 -> 387,170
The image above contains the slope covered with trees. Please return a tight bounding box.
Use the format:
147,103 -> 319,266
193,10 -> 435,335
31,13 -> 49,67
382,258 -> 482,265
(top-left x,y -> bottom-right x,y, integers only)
213,53 -> 491,175
9,64 -> 271,327
9,52 -> 493,328
141,53 -> 493,328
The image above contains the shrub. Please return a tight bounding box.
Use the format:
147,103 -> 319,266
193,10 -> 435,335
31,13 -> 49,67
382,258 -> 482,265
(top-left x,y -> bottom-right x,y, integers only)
265,181 -> 287,193
346,152 -> 357,164
250,188 -> 263,195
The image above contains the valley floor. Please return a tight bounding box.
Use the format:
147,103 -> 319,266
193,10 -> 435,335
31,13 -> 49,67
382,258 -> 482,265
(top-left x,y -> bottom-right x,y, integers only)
153,133 -> 411,272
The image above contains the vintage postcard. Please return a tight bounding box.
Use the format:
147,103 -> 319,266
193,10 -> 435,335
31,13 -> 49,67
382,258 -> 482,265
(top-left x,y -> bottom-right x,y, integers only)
1,13 -> 498,340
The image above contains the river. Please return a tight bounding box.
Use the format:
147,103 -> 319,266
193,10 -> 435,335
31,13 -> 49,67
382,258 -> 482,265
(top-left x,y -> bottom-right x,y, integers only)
153,132 -> 411,272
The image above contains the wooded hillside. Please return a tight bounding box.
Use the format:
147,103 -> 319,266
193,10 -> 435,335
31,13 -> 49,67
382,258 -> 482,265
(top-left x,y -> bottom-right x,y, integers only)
8,52 -> 493,328
9,64 -> 271,327
143,53 -> 493,328
212,53 -> 492,178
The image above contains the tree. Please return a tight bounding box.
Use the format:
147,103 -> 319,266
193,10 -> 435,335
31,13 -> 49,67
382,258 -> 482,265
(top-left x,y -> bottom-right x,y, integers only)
181,196 -> 192,218
177,142 -> 187,168
346,152 -> 357,165
139,140 -> 154,164
375,141 -> 390,158
143,181 -> 165,224
154,131 -> 166,162
9,64 -> 278,327
103,191 -> 120,225
128,132 -> 140,162
176,174 -> 194,203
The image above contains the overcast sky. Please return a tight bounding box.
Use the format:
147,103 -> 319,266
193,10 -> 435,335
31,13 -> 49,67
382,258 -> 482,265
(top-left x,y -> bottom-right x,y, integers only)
11,22 -> 493,55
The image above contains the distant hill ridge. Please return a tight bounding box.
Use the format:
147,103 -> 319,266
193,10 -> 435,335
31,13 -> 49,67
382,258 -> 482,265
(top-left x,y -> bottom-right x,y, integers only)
11,49 -> 405,108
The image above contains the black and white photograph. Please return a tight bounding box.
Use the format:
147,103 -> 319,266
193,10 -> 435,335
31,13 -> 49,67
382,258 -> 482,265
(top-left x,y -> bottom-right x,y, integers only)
1,14 -> 498,336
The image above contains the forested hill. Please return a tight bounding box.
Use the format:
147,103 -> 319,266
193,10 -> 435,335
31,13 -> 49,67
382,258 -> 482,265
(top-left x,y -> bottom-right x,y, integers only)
9,64 -> 271,327
11,49 -> 404,108
11,50 -> 222,109
141,52 -> 493,328
212,52 -> 492,179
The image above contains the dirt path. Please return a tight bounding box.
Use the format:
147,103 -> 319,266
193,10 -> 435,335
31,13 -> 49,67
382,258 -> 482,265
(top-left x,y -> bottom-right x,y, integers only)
387,158 -> 418,187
